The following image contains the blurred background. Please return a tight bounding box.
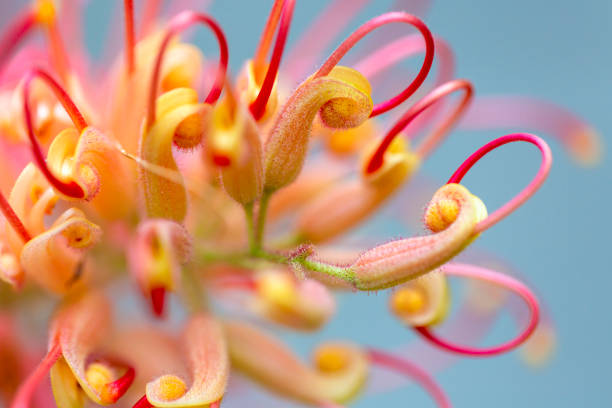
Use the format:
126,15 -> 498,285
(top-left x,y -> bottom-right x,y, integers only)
4,0 -> 611,406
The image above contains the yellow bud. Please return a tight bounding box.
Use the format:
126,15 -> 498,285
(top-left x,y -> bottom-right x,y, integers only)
35,0 -> 56,26
85,362 -> 114,402
314,345 -> 349,373
391,286 -> 427,315
257,271 -> 296,309
156,374 -> 187,401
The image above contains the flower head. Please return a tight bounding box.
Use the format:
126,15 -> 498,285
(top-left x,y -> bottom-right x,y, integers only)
0,1 -> 600,407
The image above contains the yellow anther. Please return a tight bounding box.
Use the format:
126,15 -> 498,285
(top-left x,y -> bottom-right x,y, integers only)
61,221 -> 95,248
156,374 -> 187,401
328,120 -> 376,155
85,362 -> 114,401
391,286 -> 426,316
327,66 -> 372,96
363,137 -> 419,189
174,111 -> 205,150
257,272 -> 296,309
35,0 -> 56,26
314,345 -> 349,373
162,65 -> 194,93
425,197 -> 460,233
318,66 -> 373,128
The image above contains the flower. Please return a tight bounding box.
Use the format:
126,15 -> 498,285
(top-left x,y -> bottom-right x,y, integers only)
0,0 -> 600,407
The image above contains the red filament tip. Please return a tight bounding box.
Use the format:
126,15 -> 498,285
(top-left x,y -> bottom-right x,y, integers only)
22,67 -> 87,199
366,79 -> 473,174
249,0 -> 296,121
147,11 -> 229,128
133,395 -> 154,408
314,12 -> 435,118
106,365 -> 136,402
150,286 -> 166,317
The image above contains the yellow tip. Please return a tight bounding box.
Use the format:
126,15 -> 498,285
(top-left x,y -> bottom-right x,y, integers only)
314,345 -> 349,373
257,272 -> 296,308
156,374 -> 187,401
391,286 -> 426,316
35,0 -> 56,26
85,362 -> 114,401
425,197 -> 460,232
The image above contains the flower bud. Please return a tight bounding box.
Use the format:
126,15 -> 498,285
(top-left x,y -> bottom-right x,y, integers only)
348,183 -> 487,290
140,87 -> 212,222
263,66 -> 373,192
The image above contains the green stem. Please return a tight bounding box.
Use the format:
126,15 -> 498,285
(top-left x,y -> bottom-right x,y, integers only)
244,202 -> 256,255
296,257 -> 355,283
253,191 -> 271,251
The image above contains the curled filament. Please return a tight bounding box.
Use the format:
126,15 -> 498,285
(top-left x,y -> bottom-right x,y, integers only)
414,263 -> 540,356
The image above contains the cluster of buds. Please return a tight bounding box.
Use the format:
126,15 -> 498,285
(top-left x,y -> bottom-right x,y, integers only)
0,0 -> 599,407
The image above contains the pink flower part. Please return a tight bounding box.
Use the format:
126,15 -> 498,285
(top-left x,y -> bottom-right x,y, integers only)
349,183 -> 481,290
284,0 -> 370,82
367,348 -> 451,408
460,95 -> 602,165
414,262 -> 540,357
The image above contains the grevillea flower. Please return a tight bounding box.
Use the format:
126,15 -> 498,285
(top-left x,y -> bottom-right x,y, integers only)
0,1 -> 601,407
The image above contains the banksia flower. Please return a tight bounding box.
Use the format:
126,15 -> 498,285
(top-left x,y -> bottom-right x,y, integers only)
0,1 -> 601,407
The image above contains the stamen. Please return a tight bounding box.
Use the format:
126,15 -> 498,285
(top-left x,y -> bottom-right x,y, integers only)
0,191 -> 31,242
22,68 -> 88,198
150,286 -> 166,317
314,12 -> 434,118
367,348 -> 451,408
414,262 -> 540,357
44,13 -> 71,83
447,133 -> 552,233
366,79 -> 473,174
249,0 -> 296,120
123,0 -> 136,74
355,34 -> 455,90
11,342 -> 62,408
0,9 -> 37,74
284,0 -> 370,82
146,11 -> 229,128
141,0 -> 162,37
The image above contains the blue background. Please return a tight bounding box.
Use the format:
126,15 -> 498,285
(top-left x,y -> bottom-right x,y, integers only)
7,0 -> 611,406
201,2 -> 612,405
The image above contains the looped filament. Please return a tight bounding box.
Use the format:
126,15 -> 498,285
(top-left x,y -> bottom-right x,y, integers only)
22,67 -> 88,199
146,11 -> 229,128
314,11 -> 435,118
414,262 -> 540,357
366,79 -> 473,174
447,133 -> 552,233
